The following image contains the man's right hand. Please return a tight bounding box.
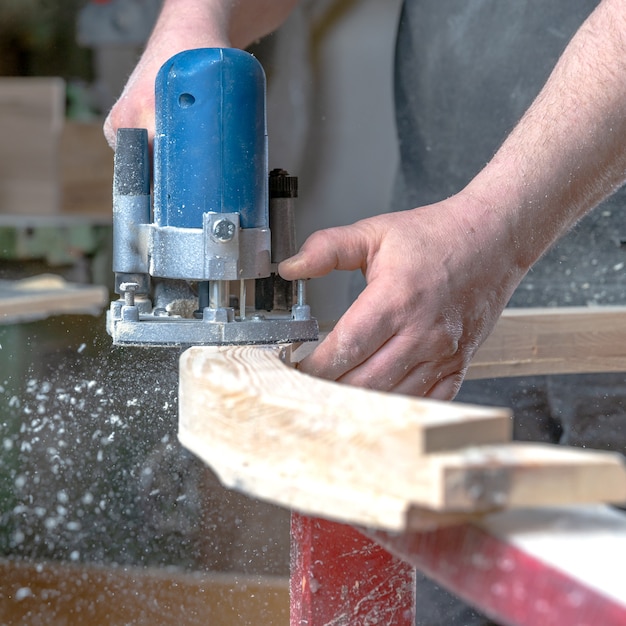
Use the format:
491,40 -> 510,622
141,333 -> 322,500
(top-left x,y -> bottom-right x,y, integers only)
103,0 -> 297,148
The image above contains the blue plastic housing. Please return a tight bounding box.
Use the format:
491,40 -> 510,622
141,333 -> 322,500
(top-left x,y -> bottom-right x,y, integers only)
153,48 -> 268,230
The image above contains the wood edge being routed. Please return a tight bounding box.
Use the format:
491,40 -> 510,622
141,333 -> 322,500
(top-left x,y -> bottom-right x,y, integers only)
178,324 -> 626,531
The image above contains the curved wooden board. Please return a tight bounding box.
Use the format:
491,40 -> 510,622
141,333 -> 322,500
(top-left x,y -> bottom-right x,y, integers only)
178,344 -> 626,531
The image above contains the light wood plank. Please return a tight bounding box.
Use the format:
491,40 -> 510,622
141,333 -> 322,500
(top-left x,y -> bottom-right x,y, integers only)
178,345 -> 626,531
289,306 -> 626,379
0,274 -> 108,323
60,121 -> 113,216
468,306 -> 626,379
0,78 -> 64,215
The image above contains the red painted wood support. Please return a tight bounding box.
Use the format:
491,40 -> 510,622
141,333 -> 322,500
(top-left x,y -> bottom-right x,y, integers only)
292,507 -> 626,626
372,522 -> 626,626
290,513 -> 416,625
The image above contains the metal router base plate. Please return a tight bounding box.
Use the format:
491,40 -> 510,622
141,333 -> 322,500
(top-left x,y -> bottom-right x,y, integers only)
107,313 -> 319,347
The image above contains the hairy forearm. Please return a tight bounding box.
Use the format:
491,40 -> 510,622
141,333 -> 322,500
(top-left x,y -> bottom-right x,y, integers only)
104,0 -> 296,146
150,0 -> 298,51
464,0 -> 626,271
137,0 -> 297,83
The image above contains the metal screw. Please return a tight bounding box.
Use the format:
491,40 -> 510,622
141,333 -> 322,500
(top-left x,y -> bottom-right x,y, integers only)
212,218 -> 236,242
120,282 -> 139,306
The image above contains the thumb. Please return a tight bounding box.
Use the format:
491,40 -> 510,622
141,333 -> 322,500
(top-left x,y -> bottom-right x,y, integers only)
278,224 -> 373,280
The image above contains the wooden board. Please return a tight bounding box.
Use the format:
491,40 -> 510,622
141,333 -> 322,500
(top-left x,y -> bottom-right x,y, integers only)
467,305 -> 626,379
0,274 -> 108,324
177,307 -> 626,625
0,557 -> 287,626
0,78 -> 64,215
290,306 -> 626,379
60,121 -> 114,216
0,78 -> 113,217
178,344 -> 626,531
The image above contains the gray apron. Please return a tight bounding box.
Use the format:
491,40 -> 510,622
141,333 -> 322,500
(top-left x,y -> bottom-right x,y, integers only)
393,2 -> 625,623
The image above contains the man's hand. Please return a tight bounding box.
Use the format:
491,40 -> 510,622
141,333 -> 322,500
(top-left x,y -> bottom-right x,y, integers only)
103,0 -> 297,149
279,192 -> 528,400
279,0 -> 626,400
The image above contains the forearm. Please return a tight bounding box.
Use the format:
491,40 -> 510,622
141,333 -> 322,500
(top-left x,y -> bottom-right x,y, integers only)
463,0 -> 626,272
104,0 -> 297,146
147,0 -> 298,55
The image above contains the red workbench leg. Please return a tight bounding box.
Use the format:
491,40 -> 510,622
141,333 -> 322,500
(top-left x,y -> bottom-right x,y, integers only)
290,512 -> 416,626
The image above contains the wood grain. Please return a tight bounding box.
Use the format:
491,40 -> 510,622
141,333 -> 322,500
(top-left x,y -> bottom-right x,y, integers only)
0,78 -> 64,215
178,344 -> 626,531
289,306 -> 626,379
0,274 -> 108,323
467,306 -> 626,379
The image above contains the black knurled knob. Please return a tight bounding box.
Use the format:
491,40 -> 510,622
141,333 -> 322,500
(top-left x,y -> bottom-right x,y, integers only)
269,168 -> 298,198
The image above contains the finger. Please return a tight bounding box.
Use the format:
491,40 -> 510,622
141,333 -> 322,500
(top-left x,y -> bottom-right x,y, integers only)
278,223 -> 378,280
423,370 -> 467,401
297,288 -> 394,381
336,334 -> 424,392
393,365 -> 466,400
338,329 -> 465,396
103,116 -> 117,150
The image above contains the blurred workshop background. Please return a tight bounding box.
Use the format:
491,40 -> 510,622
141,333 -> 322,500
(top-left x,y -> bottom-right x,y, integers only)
0,1 -> 402,624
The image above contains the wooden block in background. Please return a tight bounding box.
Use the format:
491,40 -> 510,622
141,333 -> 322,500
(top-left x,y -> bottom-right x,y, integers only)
468,306 -> 626,379
60,120 -> 113,216
0,78 -> 64,215
0,274 -> 108,324
0,78 -> 113,216
291,306 -> 626,380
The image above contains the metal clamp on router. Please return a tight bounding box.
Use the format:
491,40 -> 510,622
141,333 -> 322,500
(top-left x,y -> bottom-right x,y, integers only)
107,48 -> 318,346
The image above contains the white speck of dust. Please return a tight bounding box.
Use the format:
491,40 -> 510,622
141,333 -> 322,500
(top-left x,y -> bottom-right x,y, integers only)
490,582 -> 507,597
496,556 -> 515,573
15,587 -> 33,601
77,343 -> 86,354
11,530 -> 25,545
566,590 -> 585,608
